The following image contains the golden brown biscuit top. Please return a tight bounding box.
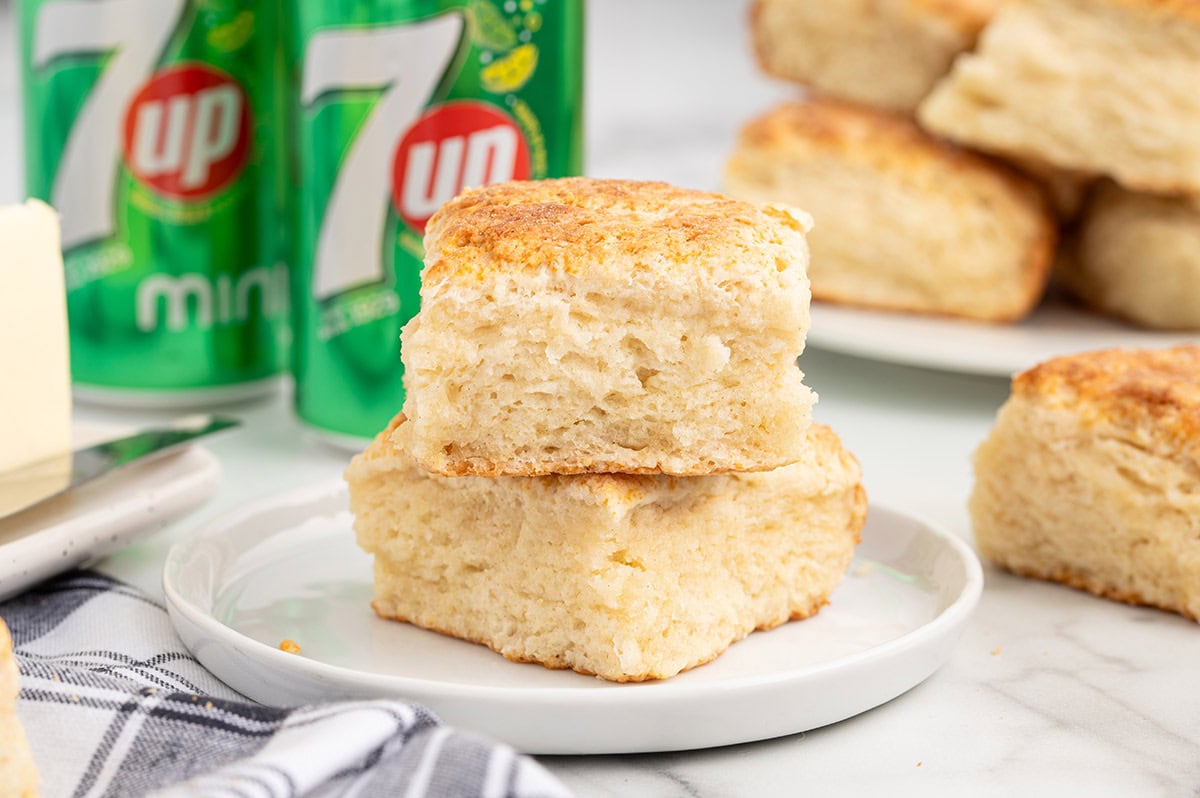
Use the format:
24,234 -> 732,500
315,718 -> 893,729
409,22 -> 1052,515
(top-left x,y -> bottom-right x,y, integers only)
420,178 -> 810,285
735,100 -> 1042,195
996,0 -> 1200,25
908,0 -> 1000,35
730,100 -> 1055,230
737,99 -> 935,156
1015,346 -> 1200,459
1089,0 -> 1200,23
754,0 -> 997,36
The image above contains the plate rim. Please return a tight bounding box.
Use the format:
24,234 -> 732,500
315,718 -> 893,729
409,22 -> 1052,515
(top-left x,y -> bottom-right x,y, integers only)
808,298 -> 1200,378
163,478 -> 984,705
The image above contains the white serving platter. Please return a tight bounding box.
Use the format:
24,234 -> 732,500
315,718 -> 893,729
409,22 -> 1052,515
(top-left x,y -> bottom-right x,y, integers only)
809,297 -> 1199,377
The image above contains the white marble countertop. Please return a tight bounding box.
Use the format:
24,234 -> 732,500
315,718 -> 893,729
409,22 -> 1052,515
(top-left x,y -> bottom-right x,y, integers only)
3,1 -> 1199,795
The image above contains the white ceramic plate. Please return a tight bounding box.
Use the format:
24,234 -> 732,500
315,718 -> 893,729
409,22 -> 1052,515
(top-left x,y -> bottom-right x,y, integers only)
809,298 -> 1200,377
164,480 -> 982,755
0,422 -> 221,601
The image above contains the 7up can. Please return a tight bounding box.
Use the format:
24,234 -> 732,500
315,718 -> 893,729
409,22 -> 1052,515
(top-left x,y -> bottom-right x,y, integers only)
19,0 -> 289,406
288,0 -> 584,444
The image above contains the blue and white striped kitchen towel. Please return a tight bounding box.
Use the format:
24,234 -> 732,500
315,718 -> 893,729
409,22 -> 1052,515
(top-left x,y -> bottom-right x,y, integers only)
1,571 -> 572,798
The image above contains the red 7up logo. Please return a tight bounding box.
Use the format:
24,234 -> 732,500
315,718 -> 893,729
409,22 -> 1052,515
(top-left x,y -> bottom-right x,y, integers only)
122,64 -> 251,200
392,102 -> 531,232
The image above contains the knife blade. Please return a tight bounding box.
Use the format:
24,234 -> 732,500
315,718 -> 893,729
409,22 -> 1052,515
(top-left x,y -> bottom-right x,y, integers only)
0,415 -> 238,520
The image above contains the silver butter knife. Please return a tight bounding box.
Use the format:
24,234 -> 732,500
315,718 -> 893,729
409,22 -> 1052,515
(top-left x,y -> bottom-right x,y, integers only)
0,415 -> 238,520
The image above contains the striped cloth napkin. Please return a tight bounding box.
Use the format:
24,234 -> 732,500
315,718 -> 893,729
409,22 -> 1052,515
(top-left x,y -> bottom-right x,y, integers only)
1,571 -> 572,798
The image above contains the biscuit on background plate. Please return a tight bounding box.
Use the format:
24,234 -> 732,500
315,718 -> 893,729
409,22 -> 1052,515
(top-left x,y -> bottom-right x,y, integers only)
399,177 -> 817,477
919,0 -> 1200,194
725,100 -> 1055,323
971,346 -> 1200,621
751,0 -> 998,113
1061,181 -> 1200,331
346,416 -> 866,682
1009,158 -> 1092,221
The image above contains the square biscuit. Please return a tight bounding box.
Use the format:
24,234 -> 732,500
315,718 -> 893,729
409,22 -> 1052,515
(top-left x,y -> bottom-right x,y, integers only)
399,178 -> 817,477
725,101 -> 1055,322
970,346 -> 1200,621
919,0 -> 1200,194
346,416 -> 866,682
751,0 -> 998,113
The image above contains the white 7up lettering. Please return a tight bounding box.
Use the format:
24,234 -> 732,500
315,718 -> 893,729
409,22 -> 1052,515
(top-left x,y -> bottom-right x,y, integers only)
34,0 -> 186,250
302,14 -> 463,300
401,124 -> 519,219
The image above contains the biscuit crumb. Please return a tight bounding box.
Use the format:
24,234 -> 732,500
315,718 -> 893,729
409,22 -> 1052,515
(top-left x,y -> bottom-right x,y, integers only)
279,638 -> 302,654
204,701 -> 214,711
991,646 -> 1002,656
917,761 -> 923,768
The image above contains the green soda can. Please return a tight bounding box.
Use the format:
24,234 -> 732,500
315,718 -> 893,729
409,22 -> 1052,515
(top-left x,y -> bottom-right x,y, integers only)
288,0 -> 584,445
19,0 -> 289,407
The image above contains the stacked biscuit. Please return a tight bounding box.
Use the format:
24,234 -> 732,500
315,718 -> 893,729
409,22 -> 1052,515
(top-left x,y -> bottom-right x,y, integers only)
730,0 -> 1200,329
346,178 -> 867,682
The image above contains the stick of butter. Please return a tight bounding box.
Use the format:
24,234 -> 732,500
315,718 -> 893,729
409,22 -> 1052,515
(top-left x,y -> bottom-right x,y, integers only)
0,200 -> 71,473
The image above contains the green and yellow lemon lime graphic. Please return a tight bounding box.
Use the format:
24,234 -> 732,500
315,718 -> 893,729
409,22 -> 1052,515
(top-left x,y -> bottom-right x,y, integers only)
468,0 -> 518,52
207,10 -> 255,52
481,43 -> 539,94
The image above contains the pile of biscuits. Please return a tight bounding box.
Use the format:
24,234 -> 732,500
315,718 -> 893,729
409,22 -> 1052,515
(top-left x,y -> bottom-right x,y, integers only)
346,177 -> 867,682
729,0 -> 1200,330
